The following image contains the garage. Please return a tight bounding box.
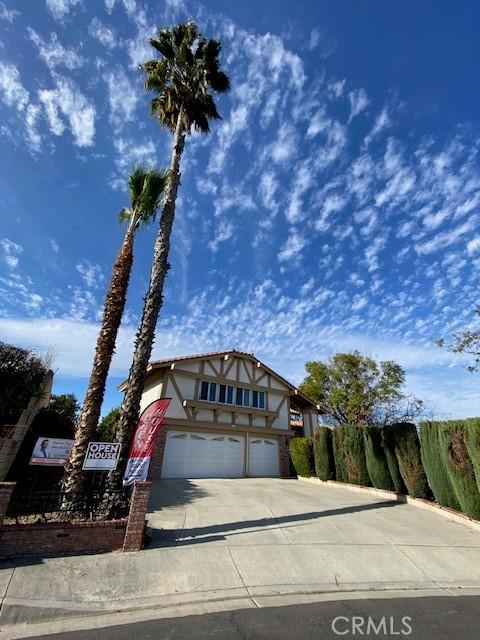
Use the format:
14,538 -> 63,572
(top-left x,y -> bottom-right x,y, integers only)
248,437 -> 279,477
161,431 -> 245,478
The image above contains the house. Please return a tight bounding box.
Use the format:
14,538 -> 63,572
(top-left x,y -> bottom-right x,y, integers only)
120,349 -> 319,479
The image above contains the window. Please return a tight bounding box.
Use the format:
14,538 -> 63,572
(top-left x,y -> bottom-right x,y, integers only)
208,382 -> 217,402
243,389 -> 250,407
259,391 -> 265,409
200,381 -> 209,401
252,390 -> 258,408
226,385 -> 233,404
219,384 -> 226,403
236,387 -> 243,405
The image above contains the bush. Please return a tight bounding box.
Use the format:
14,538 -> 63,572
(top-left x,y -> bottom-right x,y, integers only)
333,427 -> 348,482
289,437 -> 315,477
381,428 -> 407,493
363,427 -> 394,490
390,423 -> 430,498
97,407 -> 120,441
437,421 -> 480,520
420,422 -> 460,510
313,427 -> 335,480
465,418 -> 480,494
333,425 -> 371,486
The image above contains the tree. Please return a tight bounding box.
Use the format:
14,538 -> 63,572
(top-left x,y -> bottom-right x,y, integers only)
299,351 -> 423,427
437,302 -> 480,372
97,407 -> 120,442
102,22 -> 230,504
61,167 -> 168,503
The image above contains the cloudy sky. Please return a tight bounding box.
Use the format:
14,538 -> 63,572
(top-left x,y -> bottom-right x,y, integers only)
1,0 -> 480,418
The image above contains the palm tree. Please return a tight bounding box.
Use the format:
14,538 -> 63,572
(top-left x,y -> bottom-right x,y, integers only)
102,22 -> 229,504
61,167 -> 169,505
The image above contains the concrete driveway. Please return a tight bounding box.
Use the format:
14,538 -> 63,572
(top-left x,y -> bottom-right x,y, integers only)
2,478 -> 480,628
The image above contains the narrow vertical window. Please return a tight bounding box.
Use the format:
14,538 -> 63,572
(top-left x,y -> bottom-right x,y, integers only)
219,384 -> 226,403
200,381 -> 208,400
209,382 -> 217,402
259,391 -> 265,409
227,385 -> 233,404
243,389 -> 250,407
252,390 -> 259,408
236,387 -> 243,406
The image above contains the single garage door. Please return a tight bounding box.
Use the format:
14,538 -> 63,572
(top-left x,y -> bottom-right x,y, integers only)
248,437 -> 279,477
161,431 -> 245,478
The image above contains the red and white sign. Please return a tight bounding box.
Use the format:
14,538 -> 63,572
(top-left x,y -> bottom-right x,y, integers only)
30,437 -> 73,466
123,398 -> 171,486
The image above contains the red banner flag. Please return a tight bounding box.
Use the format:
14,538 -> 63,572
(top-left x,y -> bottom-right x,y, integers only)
123,398 -> 171,486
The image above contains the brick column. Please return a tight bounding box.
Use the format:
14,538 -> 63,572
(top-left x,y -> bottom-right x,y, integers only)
123,481 -> 152,552
0,482 -> 15,534
147,430 -> 167,480
279,437 -> 292,478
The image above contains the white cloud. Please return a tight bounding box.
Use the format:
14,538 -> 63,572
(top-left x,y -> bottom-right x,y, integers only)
1,238 -> 22,268
415,219 -> 476,255
467,236 -> 480,256
25,104 -> 42,151
45,0 -> 82,20
207,220 -> 234,253
0,62 -> 29,112
0,2 -> 19,21
88,17 -> 116,49
348,88 -> 369,122
104,68 -> 139,131
28,29 -> 84,71
76,260 -> 104,288
278,231 -> 306,262
39,76 -> 95,147
113,137 -> 157,173
364,107 -> 391,146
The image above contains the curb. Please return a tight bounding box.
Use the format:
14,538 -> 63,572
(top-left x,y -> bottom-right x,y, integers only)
297,476 -> 480,532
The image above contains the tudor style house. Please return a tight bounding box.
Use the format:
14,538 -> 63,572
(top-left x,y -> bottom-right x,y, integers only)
120,349 -> 319,479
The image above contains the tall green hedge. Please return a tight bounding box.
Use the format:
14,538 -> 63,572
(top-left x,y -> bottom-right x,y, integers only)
465,418 -> 480,494
333,428 -> 348,482
363,427 -> 394,490
390,423 -> 430,498
382,427 -> 407,494
420,422 -> 460,510
334,425 -> 371,486
289,437 -> 315,477
313,427 -> 335,481
437,421 -> 480,520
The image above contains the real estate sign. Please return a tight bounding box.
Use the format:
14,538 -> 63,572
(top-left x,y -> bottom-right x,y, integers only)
82,442 -> 121,470
123,398 -> 171,486
30,437 -> 73,466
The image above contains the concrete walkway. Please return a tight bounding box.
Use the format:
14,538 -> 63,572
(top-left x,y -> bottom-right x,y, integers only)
1,478 -> 480,627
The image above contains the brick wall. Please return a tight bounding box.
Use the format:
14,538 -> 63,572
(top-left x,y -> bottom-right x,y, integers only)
279,435 -> 292,478
123,480 -> 152,551
147,430 -> 167,480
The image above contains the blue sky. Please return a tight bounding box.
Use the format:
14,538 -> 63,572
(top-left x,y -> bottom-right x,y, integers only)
1,0 -> 480,418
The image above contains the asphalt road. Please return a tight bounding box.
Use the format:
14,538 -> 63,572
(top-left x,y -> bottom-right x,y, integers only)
20,595 -> 480,640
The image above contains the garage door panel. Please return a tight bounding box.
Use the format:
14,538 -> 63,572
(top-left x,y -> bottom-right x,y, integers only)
161,431 -> 245,478
248,438 -> 279,477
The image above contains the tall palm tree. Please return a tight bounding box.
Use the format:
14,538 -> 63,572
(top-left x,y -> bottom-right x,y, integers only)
103,22 -> 229,504
62,167 -> 169,504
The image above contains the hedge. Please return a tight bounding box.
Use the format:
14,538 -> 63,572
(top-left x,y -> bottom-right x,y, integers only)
390,423 -> 430,498
437,421 -> 480,520
465,418 -> 480,493
313,427 -> 335,481
382,428 -> 407,494
363,427 -> 394,491
289,437 -> 315,477
336,425 -> 371,486
332,428 -> 348,482
420,422 -> 460,510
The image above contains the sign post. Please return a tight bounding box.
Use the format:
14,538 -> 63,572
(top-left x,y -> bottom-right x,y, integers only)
123,398 -> 171,486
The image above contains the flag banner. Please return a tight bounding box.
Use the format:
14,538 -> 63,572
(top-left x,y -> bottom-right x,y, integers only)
123,398 -> 171,486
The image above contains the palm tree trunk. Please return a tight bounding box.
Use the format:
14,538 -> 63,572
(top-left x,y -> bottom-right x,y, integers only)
102,114 -> 185,510
61,226 -> 135,508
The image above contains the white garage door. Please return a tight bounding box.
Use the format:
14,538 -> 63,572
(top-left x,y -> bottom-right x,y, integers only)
248,438 -> 279,477
161,431 -> 245,478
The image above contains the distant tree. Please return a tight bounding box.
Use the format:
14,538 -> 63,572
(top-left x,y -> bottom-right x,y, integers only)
0,342 -> 49,426
299,351 -> 423,427
103,21 -> 230,507
97,407 -> 120,442
62,167 -> 169,506
437,302 -> 480,372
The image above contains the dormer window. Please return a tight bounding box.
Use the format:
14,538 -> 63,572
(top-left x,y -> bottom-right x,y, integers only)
198,381 -> 266,410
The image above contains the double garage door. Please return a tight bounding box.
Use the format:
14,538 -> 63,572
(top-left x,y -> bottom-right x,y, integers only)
161,431 -> 279,478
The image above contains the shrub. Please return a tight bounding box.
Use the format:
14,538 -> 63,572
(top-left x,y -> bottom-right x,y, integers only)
313,427 -> 335,480
97,407 -> 120,441
420,422 -> 460,510
381,428 -> 407,493
289,437 -> 315,477
390,423 -> 430,498
438,421 -> 480,520
333,427 -> 348,482
363,427 -> 394,490
465,418 -> 480,494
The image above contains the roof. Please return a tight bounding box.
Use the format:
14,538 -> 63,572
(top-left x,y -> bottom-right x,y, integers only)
118,349 -> 320,410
